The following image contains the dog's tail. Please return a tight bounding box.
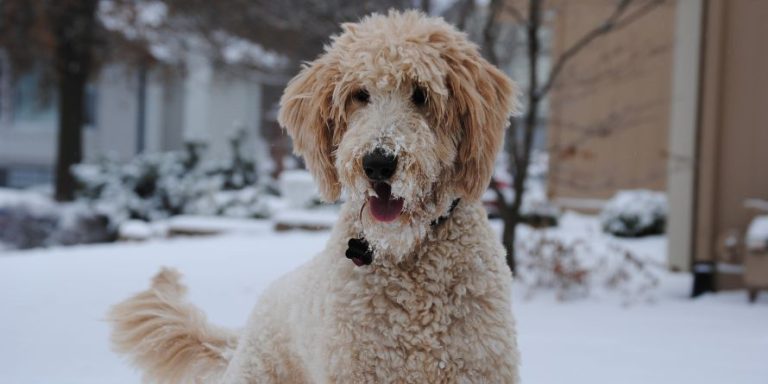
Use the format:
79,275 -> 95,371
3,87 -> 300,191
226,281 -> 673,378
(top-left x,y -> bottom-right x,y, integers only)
108,268 -> 238,384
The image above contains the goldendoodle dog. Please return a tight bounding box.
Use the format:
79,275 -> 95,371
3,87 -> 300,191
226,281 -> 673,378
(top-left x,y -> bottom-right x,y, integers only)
109,10 -> 520,383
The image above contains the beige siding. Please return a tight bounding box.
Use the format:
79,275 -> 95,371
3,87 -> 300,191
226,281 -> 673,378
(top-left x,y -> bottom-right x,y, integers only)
695,0 -> 768,264
547,0 -> 676,207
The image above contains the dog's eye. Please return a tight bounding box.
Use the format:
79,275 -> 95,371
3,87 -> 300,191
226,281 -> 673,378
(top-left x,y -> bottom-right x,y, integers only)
411,86 -> 427,107
352,89 -> 370,104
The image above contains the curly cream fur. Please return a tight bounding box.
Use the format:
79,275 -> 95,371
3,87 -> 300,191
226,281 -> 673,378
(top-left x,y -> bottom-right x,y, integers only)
110,10 -> 519,383
108,268 -> 238,383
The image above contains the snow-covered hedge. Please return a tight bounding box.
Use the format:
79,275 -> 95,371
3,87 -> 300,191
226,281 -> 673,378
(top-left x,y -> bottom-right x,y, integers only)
746,215 -> 768,251
517,230 -> 662,305
279,170 -> 319,208
520,183 -> 560,228
74,137 -> 278,226
0,189 -> 113,250
600,190 -> 667,237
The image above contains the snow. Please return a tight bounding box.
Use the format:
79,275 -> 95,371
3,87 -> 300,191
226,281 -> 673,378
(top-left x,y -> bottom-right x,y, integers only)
600,189 -> 667,236
214,32 -> 289,69
272,208 -> 339,228
166,215 -> 273,235
0,188 -> 113,249
744,198 -> 768,213
0,188 -> 55,214
117,219 -> 156,240
1,214 -> 766,383
73,147 -> 276,225
0,233 -> 324,384
279,169 -> 319,208
746,215 -> 768,250
98,1 -> 288,69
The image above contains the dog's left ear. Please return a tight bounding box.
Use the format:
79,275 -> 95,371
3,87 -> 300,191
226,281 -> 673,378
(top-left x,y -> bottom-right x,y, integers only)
444,46 -> 519,201
278,57 -> 342,202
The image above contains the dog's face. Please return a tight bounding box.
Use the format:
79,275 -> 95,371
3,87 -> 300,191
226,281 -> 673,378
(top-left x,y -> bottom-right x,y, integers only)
279,11 -> 518,258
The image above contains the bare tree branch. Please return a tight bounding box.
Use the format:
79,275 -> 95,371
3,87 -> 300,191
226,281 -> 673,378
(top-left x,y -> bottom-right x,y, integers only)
515,0 -> 541,178
550,168 -> 667,192
455,0 -> 476,32
420,0 -> 430,14
535,0 -> 665,99
482,0 -> 503,65
502,2 -> 528,26
506,117 -> 519,171
547,100 -> 664,157
490,178 -> 510,213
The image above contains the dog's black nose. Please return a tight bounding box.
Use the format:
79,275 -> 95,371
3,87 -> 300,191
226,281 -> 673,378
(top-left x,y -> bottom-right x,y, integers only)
362,148 -> 397,181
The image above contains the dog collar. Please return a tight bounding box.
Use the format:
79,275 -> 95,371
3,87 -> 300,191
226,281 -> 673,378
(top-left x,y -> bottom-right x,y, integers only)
345,199 -> 460,267
430,198 -> 461,227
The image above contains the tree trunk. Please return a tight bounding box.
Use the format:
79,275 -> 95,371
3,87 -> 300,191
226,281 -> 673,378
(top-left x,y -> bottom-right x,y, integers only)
502,213 -> 518,274
502,0 -> 542,275
420,0 -> 431,14
486,0 -> 664,275
52,0 -> 98,202
54,62 -> 87,201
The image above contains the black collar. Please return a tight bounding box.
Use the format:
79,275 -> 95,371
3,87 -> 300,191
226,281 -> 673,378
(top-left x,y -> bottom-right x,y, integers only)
345,199 -> 460,267
430,198 -> 461,228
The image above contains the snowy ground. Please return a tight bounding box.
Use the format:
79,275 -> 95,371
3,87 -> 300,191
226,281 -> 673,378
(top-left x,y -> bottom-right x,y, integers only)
1,214 -> 766,384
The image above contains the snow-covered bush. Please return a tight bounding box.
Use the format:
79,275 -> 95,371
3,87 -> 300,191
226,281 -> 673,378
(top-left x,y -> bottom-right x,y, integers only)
279,170 -> 318,208
517,232 -> 662,305
74,133 -> 277,226
0,189 -> 113,250
746,215 -> 768,251
0,206 -> 58,249
600,190 -> 667,237
520,187 -> 560,228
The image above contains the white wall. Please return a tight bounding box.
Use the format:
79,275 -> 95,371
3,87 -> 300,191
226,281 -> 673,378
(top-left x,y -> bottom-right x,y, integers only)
0,58 -> 266,186
0,64 -> 143,169
667,0 -> 703,271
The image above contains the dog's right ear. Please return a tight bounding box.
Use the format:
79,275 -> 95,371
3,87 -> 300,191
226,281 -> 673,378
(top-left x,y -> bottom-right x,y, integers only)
278,57 -> 341,202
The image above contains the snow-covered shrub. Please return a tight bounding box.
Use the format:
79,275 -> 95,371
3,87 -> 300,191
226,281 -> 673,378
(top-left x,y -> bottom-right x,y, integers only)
0,206 -> 58,249
600,190 -> 667,237
0,189 -> 113,250
74,132 -> 276,226
517,235 -> 591,300
50,208 -> 115,246
520,190 -> 560,228
279,170 -> 318,208
517,232 -> 662,305
746,215 -> 768,251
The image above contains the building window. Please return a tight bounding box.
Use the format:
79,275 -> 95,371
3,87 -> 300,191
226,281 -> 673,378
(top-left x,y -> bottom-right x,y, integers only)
11,69 -> 58,129
3,167 -> 53,188
0,55 -> 97,130
84,82 -> 97,128
0,53 -> 10,126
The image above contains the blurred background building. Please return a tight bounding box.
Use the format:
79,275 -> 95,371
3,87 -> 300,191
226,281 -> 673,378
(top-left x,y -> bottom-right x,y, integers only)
0,0 -> 766,293
0,59 -> 284,187
545,0 -> 768,289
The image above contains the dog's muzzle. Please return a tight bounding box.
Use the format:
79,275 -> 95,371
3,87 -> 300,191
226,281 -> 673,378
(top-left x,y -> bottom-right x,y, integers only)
362,148 -> 404,222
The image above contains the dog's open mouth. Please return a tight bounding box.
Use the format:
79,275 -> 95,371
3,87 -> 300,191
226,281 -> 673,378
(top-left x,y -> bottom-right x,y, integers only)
368,182 -> 404,222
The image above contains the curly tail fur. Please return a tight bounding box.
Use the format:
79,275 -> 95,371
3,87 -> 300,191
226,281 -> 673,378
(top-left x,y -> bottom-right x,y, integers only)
108,268 -> 238,384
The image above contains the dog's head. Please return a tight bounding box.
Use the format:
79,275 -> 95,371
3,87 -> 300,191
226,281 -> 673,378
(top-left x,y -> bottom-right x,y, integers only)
279,10 -> 519,258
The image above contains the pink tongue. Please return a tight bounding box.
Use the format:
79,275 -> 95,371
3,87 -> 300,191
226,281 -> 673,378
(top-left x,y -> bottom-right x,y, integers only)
369,183 -> 404,222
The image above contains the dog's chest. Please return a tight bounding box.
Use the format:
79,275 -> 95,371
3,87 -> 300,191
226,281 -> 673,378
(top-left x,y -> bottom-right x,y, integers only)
334,255 -> 508,381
